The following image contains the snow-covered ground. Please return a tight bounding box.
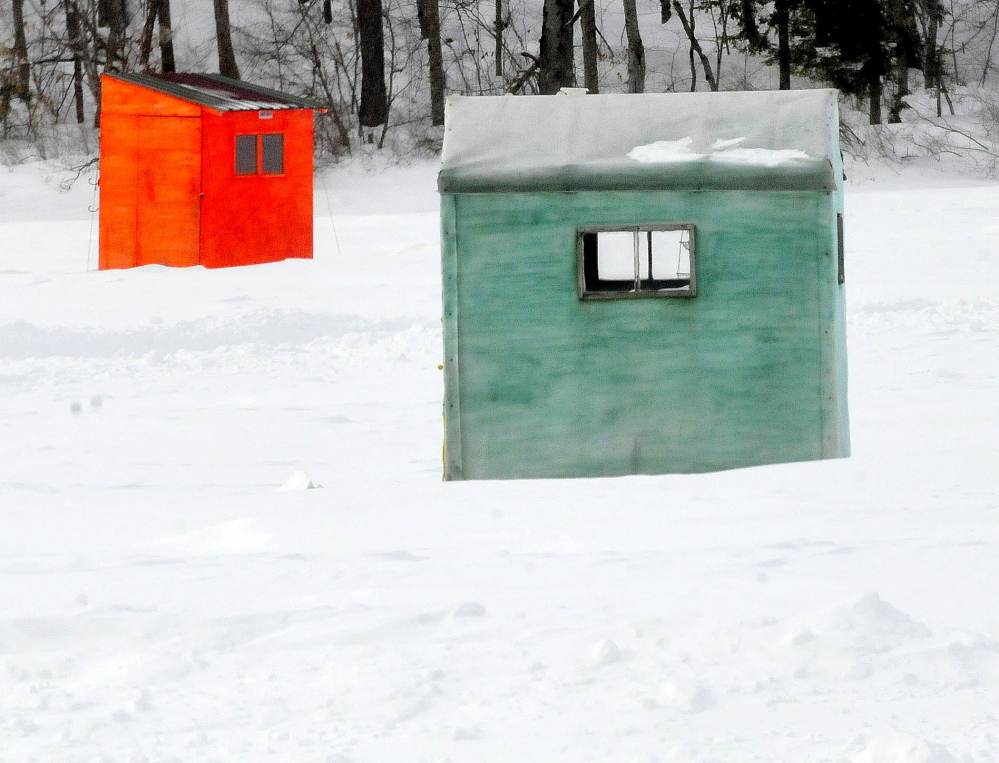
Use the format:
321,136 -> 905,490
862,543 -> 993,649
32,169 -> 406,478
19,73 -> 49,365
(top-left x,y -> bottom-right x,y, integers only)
0,156 -> 998,763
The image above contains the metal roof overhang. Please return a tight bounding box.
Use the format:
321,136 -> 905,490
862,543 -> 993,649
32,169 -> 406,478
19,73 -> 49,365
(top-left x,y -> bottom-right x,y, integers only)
105,72 -> 325,112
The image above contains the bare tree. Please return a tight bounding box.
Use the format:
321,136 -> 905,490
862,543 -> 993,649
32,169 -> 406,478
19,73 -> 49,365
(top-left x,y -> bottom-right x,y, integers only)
538,0 -> 575,93
12,0 -> 32,100
357,0 -> 388,127
622,0 -> 645,92
672,0 -> 718,91
775,0 -> 790,89
139,0 -> 160,69
64,0 -> 86,121
100,0 -> 129,72
159,0 -> 176,72
214,0 -> 241,77
416,0 -> 445,125
579,0 -> 598,92
495,0 -> 504,76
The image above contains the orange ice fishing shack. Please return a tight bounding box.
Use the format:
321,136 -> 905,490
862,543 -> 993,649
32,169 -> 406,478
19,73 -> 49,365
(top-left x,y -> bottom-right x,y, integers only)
99,72 -> 326,269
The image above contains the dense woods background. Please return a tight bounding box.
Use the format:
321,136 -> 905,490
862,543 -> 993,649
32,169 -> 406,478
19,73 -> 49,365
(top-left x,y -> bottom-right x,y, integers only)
3,0 -> 999,168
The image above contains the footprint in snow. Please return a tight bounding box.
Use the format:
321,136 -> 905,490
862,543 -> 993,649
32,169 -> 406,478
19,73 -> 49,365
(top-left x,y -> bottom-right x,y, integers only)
451,602 -> 486,619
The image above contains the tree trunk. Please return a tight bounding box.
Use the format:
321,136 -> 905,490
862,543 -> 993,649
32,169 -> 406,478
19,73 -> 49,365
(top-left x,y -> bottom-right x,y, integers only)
775,0 -> 790,89
64,0 -> 86,122
868,66 -> 883,124
158,0 -> 176,72
417,0 -> 445,125
885,0 -> 918,122
923,3 -> 939,90
672,0 -> 718,91
139,0 -> 159,70
740,0 -> 763,50
358,0 -> 388,127
622,0 -> 645,93
101,0 -> 128,72
214,0 -> 241,78
538,0 -> 575,94
12,0 -> 31,100
579,0 -> 598,92
494,0 -> 504,77
888,58 -> 908,123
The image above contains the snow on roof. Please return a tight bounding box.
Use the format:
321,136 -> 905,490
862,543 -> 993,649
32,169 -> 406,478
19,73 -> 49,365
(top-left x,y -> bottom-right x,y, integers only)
107,72 -> 324,112
439,89 -> 840,193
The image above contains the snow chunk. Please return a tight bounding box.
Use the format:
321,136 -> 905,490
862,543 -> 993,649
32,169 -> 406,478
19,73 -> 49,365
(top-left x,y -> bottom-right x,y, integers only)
452,723 -> 483,741
590,638 -> 621,666
628,136 -> 811,166
627,137 -> 705,164
658,682 -> 715,714
710,147 -> 812,166
712,136 -> 747,149
278,470 -> 320,491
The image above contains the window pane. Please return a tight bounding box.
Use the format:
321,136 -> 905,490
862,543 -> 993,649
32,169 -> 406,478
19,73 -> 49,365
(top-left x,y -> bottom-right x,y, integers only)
595,232 -> 635,280
643,229 -> 692,292
261,134 -> 284,174
235,134 -> 257,175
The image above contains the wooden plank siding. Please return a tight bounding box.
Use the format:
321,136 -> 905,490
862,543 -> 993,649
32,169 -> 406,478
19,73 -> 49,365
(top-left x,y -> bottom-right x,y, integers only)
135,116 -> 201,267
98,110 -> 140,269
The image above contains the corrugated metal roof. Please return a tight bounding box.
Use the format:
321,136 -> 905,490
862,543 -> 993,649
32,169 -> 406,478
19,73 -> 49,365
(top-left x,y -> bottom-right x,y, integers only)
106,72 -> 325,112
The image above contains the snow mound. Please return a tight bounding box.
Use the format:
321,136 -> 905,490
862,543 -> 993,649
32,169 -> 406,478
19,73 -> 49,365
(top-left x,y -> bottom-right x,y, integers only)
848,734 -> 960,763
798,592 -> 931,655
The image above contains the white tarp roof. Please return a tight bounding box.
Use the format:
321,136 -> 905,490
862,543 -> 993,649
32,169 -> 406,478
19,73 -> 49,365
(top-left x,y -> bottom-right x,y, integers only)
439,89 -> 840,193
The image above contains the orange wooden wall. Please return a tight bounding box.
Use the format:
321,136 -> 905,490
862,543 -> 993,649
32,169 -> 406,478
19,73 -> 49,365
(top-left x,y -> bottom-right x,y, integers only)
200,109 -> 314,268
99,75 -> 315,270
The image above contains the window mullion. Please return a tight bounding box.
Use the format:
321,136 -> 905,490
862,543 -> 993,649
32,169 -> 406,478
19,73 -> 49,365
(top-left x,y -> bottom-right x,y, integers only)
632,230 -> 640,293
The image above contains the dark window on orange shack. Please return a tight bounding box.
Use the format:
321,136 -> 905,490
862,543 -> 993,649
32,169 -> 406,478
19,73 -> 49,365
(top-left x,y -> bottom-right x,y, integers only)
235,135 -> 258,175
261,134 -> 284,174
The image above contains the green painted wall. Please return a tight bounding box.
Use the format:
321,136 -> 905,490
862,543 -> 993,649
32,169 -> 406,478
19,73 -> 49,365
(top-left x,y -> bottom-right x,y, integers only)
442,189 -> 848,480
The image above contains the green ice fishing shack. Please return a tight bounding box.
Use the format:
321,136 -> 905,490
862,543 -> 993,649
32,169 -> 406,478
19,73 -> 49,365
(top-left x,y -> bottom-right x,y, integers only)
439,88 -> 849,480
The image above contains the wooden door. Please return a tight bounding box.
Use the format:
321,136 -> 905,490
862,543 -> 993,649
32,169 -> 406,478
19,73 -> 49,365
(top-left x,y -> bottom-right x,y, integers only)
136,116 -> 201,267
